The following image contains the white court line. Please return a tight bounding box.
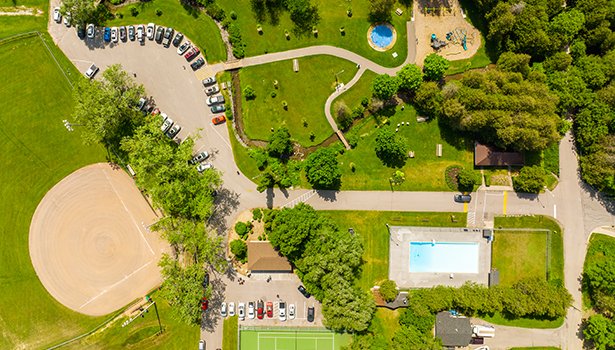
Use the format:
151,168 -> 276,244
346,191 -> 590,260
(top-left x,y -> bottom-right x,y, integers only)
71,58 -> 94,64
79,261 -> 152,308
102,167 -> 155,256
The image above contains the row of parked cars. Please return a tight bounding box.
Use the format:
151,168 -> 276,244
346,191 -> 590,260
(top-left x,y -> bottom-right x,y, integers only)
221,300 -> 315,323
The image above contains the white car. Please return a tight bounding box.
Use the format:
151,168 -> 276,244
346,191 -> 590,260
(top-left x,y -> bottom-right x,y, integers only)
206,95 -> 225,106
160,116 -> 173,133
248,302 -> 255,319
228,302 -> 235,317
288,304 -> 295,320
146,23 -> 155,40
220,302 -> 227,317
53,7 -> 61,23
238,302 -> 245,321
177,40 -> 191,55
197,162 -> 213,173
84,63 -> 99,79
111,27 -> 118,43
63,12 -> 71,27
278,301 -> 286,321
205,85 -> 219,96
86,23 -> 95,39
137,25 -> 145,42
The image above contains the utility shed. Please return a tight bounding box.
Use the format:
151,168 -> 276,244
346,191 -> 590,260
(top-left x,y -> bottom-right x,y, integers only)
435,311 -> 472,347
474,142 -> 524,167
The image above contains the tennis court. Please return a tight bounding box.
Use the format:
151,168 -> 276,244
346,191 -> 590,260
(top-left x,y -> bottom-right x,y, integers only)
240,327 -> 350,350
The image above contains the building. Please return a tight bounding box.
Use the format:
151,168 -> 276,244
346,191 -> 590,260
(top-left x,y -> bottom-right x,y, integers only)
435,311 -> 472,347
474,142 -> 524,167
247,241 -> 292,273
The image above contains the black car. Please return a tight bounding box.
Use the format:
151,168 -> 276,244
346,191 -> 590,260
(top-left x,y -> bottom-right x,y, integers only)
155,26 -> 164,43
201,273 -> 209,288
454,194 -> 472,203
76,25 -> 86,39
172,32 -> 184,47
307,307 -> 315,322
162,27 -> 174,47
128,25 -> 135,41
191,57 -> 205,70
119,26 -> 127,41
298,285 -> 311,298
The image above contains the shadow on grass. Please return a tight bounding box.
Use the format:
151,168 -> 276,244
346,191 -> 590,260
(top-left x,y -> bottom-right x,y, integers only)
457,0 -> 500,62
437,118 -> 472,151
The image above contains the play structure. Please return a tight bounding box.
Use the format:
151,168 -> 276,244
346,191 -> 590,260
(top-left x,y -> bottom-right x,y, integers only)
431,34 -> 447,50
431,28 -> 475,51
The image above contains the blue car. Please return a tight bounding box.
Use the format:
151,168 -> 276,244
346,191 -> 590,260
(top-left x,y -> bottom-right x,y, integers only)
103,27 -> 111,42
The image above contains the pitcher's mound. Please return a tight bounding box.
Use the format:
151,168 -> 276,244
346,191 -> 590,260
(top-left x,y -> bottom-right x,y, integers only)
29,163 -> 167,316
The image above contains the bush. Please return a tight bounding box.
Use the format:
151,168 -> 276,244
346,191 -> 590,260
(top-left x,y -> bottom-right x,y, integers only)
457,168 -> 481,192
347,133 -> 359,148
230,239 -> 247,263
270,90 -> 277,98
227,23 -> 245,58
230,10 -> 237,20
513,165 -> 546,193
379,280 -> 398,302
252,208 -> 263,221
205,3 -> 226,21
361,97 -> 370,107
335,101 -> 352,130
129,5 -> 138,16
155,8 -> 162,16
282,100 -> 288,110
235,221 -> 249,238
243,85 -> 256,100
445,165 -> 462,191
109,0 -> 123,5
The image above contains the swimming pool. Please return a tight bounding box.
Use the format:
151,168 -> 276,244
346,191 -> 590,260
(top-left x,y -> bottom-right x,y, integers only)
370,25 -> 393,48
409,242 -> 479,273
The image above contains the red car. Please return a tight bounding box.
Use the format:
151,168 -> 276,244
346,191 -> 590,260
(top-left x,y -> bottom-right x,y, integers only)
184,47 -> 200,61
201,297 -> 209,311
257,300 -> 264,320
266,301 -> 273,318
211,115 -> 226,125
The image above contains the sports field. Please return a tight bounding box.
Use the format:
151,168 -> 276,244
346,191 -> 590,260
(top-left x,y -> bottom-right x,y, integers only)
240,328 -> 350,350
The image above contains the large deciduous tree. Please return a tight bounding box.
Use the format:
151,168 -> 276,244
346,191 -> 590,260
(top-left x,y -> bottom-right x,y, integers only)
513,166 -> 546,193
371,74 -> 399,100
374,127 -> 408,167
304,148 -> 341,189
267,127 -> 293,158
369,0 -> 395,23
422,53 -> 450,81
396,64 -> 423,92
60,0 -> 97,25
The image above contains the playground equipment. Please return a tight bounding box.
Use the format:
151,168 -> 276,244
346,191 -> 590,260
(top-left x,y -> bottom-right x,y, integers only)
446,28 -> 473,50
431,34 -> 447,50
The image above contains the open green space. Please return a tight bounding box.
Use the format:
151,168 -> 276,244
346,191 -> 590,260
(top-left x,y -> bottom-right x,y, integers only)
223,315 -> 239,350
240,328 -> 350,350
218,0 -> 410,67
0,35 -> 107,349
239,55 -> 356,146
329,69 -> 378,118
338,106 -> 474,191
68,291 -> 199,349
0,0 -> 48,38
445,38 -> 491,75
108,0 -> 226,63
583,233 -> 615,308
322,211 -> 467,291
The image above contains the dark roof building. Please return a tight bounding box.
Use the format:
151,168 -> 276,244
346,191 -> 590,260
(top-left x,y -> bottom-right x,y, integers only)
247,241 -> 292,273
474,142 -> 524,167
435,311 -> 472,347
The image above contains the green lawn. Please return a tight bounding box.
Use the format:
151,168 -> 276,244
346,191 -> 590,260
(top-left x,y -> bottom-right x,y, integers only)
67,291 -> 199,349
322,211 -> 467,291
492,231 -> 549,286
337,106 -> 474,191
0,35 -> 107,349
480,313 -> 564,329
223,315 -> 238,350
330,69 -> 378,118
0,0 -> 48,38
239,55 -> 357,146
107,0 -> 226,63
218,0 -> 410,67
445,38 -> 491,75
373,308 -> 402,344
582,233 -> 615,308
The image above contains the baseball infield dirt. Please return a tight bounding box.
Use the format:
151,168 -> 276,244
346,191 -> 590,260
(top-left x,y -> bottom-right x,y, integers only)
29,163 -> 168,316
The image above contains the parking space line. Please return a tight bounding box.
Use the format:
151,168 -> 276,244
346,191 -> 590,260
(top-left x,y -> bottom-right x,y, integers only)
463,202 -> 468,213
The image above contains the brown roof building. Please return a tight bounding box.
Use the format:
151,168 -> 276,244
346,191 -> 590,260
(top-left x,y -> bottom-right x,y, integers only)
247,241 -> 292,273
474,142 -> 524,167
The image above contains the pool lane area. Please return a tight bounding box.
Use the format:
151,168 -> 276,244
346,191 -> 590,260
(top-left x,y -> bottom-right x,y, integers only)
410,242 -> 480,273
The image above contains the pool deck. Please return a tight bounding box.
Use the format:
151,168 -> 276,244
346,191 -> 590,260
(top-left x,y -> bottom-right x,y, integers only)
388,226 -> 491,288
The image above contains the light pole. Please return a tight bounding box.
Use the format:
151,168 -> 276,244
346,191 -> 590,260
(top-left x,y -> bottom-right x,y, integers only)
62,119 -> 83,132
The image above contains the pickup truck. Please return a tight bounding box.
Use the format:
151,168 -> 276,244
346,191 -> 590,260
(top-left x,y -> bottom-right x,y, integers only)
472,325 -> 496,338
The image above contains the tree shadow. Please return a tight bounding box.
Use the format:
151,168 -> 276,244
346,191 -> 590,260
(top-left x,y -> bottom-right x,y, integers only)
315,189 -> 338,202
208,187 -> 240,234
266,187 -> 274,208
580,181 -> 615,215
200,271 -> 229,332
250,0 -> 283,25
437,118 -> 472,151
179,0 -> 200,19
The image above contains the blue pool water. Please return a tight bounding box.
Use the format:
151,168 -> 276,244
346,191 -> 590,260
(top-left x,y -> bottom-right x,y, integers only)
370,25 -> 393,48
410,242 -> 479,273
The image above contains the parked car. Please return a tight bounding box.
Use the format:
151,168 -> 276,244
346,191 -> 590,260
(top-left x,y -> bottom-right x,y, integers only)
248,302 -> 255,319
202,76 -> 217,86
191,57 -> 205,70
201,297 -> 209,311
212,116 -> 226,127
136,25 -> 144,42
128,25 -> 135,41
189,151 -> 210,165
221,302 -> 227,317
76,25 -> 85,39
146,23 -> 155,40
162,27 -> 174,47
177,41 -> 191,55
110,27 -> 118,43
136,97 -> 147,111
307,306 -> 315,322
155,26 -> 164,43
454,194 -> 472,203
160,115 -> 173,133
201,272 -> 210,288
298,285 -> 311,298
288,304 -> 295,320
166,124 -> 181,138
119,26 -> 127,41
257,300 -> 264,320
199,340 -> 205,350
211,105 -> 226,114
205,85 -> 219,96
53,7 -> 61,23
206,95 -> 225,106
172,32 -> 183,47
103,27 -> 111,42
84,63 -> 99,79
266,301 -> 273,318
86,23 -> 95,39
238,302 -> 245,321
63,12 -> 71,27
228,302 -> 235,317
278,301 -> 286,321
184,47 -> 200,61
197,163 -> 213,173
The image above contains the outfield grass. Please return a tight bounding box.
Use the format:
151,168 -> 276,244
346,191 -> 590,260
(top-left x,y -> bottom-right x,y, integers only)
218,0 -> 410,67
107,0 -> 226,63
67,291 -> 199,349
0,0 -> 47,38
337,106 -> 474,191
583,233 -> 615,308
0,35 -> 107,349
322,211 -> 467,291
239,55 -> 357,146
223,315 -> 238,350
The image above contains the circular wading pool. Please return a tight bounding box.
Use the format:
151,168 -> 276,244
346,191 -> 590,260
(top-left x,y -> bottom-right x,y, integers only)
368,23 -> 397,51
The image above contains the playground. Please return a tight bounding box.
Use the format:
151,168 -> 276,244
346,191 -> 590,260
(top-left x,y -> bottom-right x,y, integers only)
413,0 -> 481,64
240,327 -> 350,350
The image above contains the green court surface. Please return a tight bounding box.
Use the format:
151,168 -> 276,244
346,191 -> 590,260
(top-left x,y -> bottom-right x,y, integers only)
240,328 -> 350,350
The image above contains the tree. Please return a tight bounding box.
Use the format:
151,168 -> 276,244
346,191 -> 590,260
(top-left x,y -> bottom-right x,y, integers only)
304,148 -> 342,189
379,280 -> 398,302
513,166 -> 546,193
391,325 -> 440,350
369,0 -> 395,22
286,0 -> 320,33
399,303 -> 436,334
583,314 -> 615,350
396,64 -> 423,92
267,203 -> 326,261
335,101 -> 353,130
158,255 -> 206,325
256,171 -> 275,192
243,85 -> 256,100
390,170 -> 406,186
371,74 -> 399,100
60,0 -> 97,25
322,277 -> 375,332
548,9 -> 586,47
457,168 -> 481,192
267,127 -> 292,158
423,53 -> 450,81
374,127 -> 408,167
414,81 -> 444,119
497,52 -> 531,77
230,239 -> 248,263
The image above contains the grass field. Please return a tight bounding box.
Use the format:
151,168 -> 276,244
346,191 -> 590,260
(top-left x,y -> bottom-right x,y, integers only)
322,211 -> 467,291
223,315 -> 239,350
240,328 -> 350,350
218,0 -> 410,67
330,69 -> 378,118
239,55 -> 357,146
0,0 -> 47,38
445,39 -> 491,75
107,0 -> 226,63
583,233 -> 615,308
0,35 -> 107,349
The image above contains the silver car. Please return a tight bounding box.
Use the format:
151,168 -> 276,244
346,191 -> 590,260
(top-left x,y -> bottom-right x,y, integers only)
206,95 -> 225,106
137,25 -> 145,42
205,85 -> 219,96
197,163 -> 213,173
160,115 -> 173,133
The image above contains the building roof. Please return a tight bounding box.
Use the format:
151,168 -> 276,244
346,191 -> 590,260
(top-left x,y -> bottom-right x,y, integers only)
474,142 -> 524,167
435,311 -> 472,347
247,241 -> 292,272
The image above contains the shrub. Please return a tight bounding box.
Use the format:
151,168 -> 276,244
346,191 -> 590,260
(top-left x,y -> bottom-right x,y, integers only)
282,100 -> 288,110
335,101 -> 352,130
252,208 -> 263,221
347,134 -> 359,148
349,162 -> 356,171
227,23 -> 245,58
205,3 -> 226,21
243,85 -> 256,100
109,0 -> 124,5
445,165 -> 462,191
270,90 -> 277,98
513,165 -> 546,193
235,221 -> 249,237
155,8 -> 162,16
230,10 -> 237,20
457,168 -> 481,192
361,97 -> 370,107
379,280 -> 398,302
230,239 -> 247,263
129,5 -> 138,16
352,105 -> 365,119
